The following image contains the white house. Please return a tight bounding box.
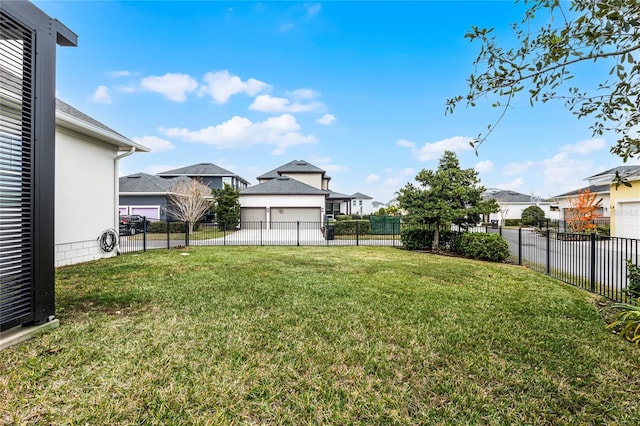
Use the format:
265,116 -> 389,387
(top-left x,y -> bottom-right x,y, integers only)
483,188 -> 559,224
350,192 -> 375,216
55,99 -> 148,266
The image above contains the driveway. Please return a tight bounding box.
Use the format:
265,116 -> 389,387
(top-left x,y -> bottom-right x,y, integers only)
192,228 -> 326,246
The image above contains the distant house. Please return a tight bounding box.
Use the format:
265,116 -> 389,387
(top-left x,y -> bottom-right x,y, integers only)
118,173 -> 190,220
55,99 -> 149,266
483,188 -> 559,225
350,192 -> 375,216
118,162 -> 249,220
157,162 -> 249,191
240,159 -> 352,227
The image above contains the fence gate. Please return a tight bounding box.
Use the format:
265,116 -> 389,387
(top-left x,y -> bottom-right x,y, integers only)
0,1 -> 76,331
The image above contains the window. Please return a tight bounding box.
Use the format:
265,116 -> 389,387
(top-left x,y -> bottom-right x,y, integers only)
222,177 -> 232,186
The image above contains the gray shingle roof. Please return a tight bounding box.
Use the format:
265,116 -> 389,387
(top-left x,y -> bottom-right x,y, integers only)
351,192 -> 373,200
157,163 -> 249,184
483,188 -> 541,203
554,184 -> 610,198
241,176 -> 328,196
585,166 -> 640,181
55,98 -> 129,140
257,160 -> 326,179
327,191 -> 353,200
119,173 -> 191,193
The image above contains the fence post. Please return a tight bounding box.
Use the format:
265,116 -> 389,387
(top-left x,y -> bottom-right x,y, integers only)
223,222 -> 226,246
590,232 -> 596,292
518,227 -> 522,266
297,221 -> 300,246
499,226 -> 502,237
546,228 -> 550,275
185,222 -> 190,246
356,220 -> 360,246
260,221 -> 263,246
166,219 -> 170,249
143,216 -> 147,252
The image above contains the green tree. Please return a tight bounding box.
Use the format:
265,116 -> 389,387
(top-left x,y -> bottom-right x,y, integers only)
521,205 -> 546,226
212,183 -> 241,229
397,151 -> 498,250
447,0 -> 640,160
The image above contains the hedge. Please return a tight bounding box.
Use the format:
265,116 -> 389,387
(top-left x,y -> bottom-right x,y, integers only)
147,221 -> 200,234
452,233 -> 510,262
333,220 -> 371,235
400,227 -> 461,251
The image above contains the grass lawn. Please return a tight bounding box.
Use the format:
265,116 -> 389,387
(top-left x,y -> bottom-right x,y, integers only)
2,246 -> 639,424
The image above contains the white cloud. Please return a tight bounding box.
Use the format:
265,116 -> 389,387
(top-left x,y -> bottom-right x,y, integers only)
504,161 -> 534,176
108,70 -> 133,78
132,135 -> 175,153
306,3 -> 322,17
288,88 -> 318,100
140,73 -> 198,102
323,164 -> 349,173
114,85 -> 136,93
160,113 -> 316,155
365,174 -> 380,183
541,151 -> 593,192
316,114 -> 336,125
396,139 -> 415,148
475,160 -> 494,173
413,136 -> 474,161
199,70 -> 270,104
496,177 -> 524,191
400,167 -> 415,176
559,138 -> 606,155
249,94 -> 322,113
91,85 -> 111,104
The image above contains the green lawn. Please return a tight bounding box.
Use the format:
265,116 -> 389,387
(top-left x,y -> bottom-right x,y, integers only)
2,247 -> 639,424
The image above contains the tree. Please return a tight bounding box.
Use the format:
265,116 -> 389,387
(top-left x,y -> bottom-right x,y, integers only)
447,1 -> 640,161
166,178 -> 212,234
521,205 -> 546,226
397,150 -> 498,250
565,188 -> 603,233
212,183 -> 241,229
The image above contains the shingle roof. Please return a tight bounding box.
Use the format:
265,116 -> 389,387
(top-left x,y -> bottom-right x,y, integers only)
585,166 -> 640,181
482,188 -> 535,203
554,184 -> 610,198
351,192 -> 373,200
119,173 -> 191,193
327,191 -> 353,200
157,163 -> 249,184
240,176 -> 328,196
55,98 -> 129,140
257,160 -> 326,179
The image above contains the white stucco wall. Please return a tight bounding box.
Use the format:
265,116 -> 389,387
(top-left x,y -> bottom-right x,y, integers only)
55,126 -> 117,266
239,194 -> 326,210
488,202 -> 560,224
556,193 -> 611,219
351,198 -> 375,215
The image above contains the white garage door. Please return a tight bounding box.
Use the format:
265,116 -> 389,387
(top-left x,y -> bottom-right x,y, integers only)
129,206 -> 160,220
271,207 -> 321,229
616,202 -> 640,239
241,207 -> 267,229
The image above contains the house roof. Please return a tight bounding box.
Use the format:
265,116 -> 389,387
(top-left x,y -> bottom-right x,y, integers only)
351,192 -> 373,200
327,191 -> 353,200
482,188 -> 537,203
55,99 -> 149,152
119,173 -> 191,193
585,166 -> 640,182
257,160 -> 327,180
157,163 -> 249,184
554,184 -> 610,198
240,176 -> 328,196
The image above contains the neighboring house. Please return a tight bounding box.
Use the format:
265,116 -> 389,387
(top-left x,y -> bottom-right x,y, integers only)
372,201 -> 387,212
240,159 -> 352,227
483,188 -> 559,225
55,99 -> 149,266
603,167 -> 640,239
351,192 -> 375,216
118,173 -> 191,220
157,162 -> 249,191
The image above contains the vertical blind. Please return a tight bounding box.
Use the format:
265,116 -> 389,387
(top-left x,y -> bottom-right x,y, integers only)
0,11 -> 34,330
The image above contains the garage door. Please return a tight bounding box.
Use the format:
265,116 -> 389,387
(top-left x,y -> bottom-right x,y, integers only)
271,207 -> 321,229
241,207 -> 266,229
616,201 -> 640,239
130,206 -> 160,220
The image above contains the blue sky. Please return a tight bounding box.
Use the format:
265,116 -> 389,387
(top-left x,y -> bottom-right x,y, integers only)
36,0 -> 636,203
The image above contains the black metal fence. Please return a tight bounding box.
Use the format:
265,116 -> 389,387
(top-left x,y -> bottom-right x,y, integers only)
118,218 -> 639,304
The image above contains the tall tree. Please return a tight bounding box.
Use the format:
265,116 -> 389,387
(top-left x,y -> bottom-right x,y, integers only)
166,178 -> 212,234
447,0 -> 640,160
397,151 -> 497,250
212,183 -> 241,229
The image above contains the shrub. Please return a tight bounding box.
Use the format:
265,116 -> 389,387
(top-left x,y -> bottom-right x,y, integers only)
333,220 -> 371,235
400,228 -> 461,251
606,302 -> 640,345
147,221 -> 198,234
521,206 -> 545,226
335,215 -> 351,221
504,219 -> 521,227
453,233 -> 510,262
626,260 -> 640,299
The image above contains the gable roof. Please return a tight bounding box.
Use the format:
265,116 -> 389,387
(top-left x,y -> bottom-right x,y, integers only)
482,188 -> 538,203
327,191 -> 353,200
240,176 -> 328,196
585,166 -> 640,182
554,184 -> 611,198
119,173 -> 191,193
257,160 -> 326,180
55,98 -> 149,152
157,163 -> 249,184
351,192 -> 373,200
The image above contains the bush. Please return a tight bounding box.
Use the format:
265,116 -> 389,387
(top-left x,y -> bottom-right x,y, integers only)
521,206 -> 545,226
452,233 -> 510,262
147,221 -> 198,234
333,220 -> 370,235
626,260 -> 640,299
400,227 -> 461,251
504,219 -> 521,227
